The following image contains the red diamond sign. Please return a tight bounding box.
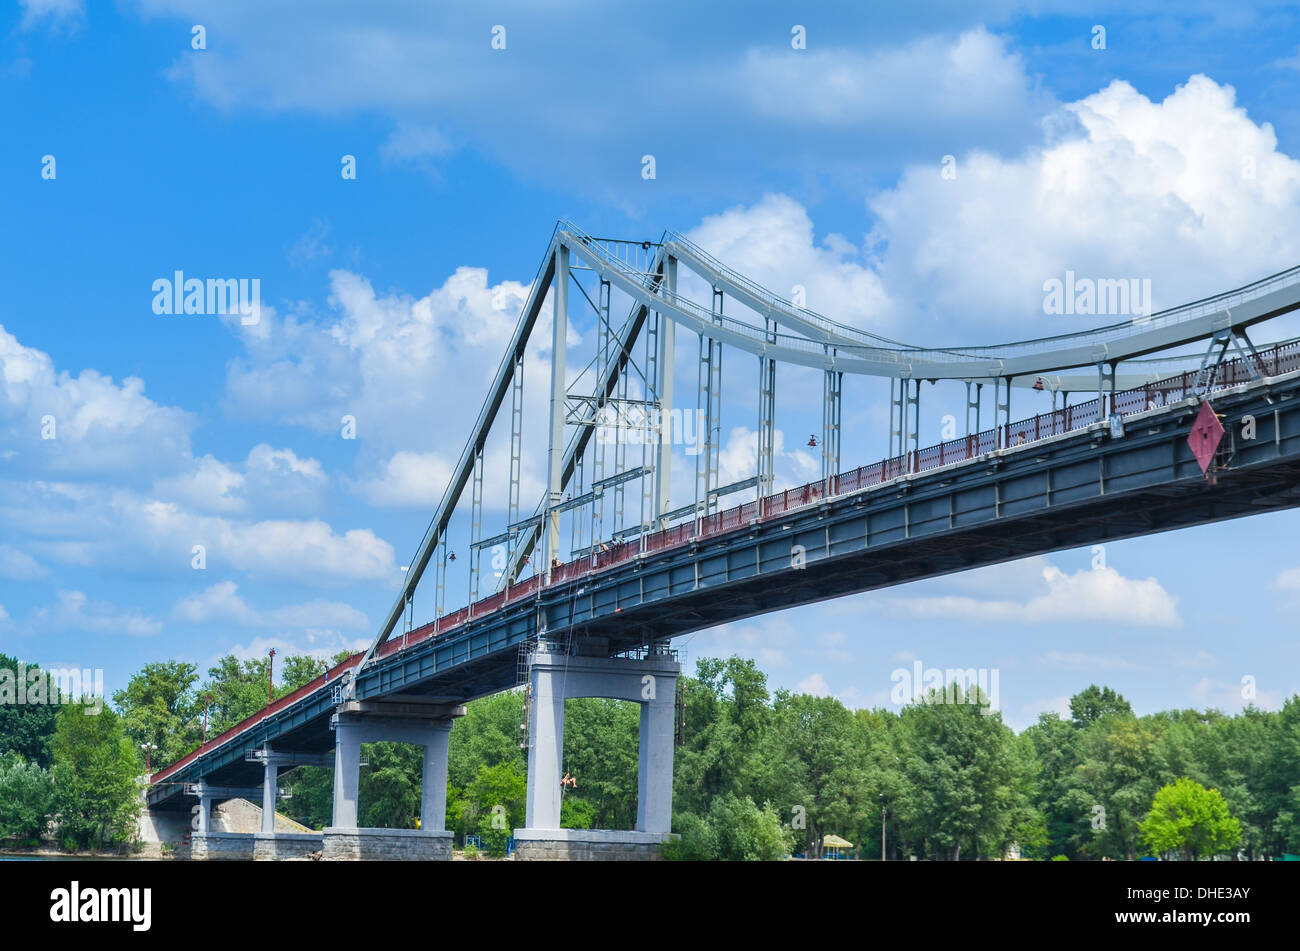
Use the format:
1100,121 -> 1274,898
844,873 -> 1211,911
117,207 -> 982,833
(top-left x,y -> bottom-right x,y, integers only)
1188,400 -> 1224,475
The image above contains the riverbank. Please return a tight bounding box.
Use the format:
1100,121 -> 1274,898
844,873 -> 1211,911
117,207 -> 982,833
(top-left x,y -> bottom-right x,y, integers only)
0,843 -> 170,860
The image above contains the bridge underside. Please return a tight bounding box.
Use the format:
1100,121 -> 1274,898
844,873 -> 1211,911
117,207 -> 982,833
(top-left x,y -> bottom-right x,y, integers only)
149,376 -> 1300,808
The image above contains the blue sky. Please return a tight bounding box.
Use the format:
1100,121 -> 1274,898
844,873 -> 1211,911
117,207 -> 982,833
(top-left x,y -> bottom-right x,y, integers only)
4,0 -> 1300,729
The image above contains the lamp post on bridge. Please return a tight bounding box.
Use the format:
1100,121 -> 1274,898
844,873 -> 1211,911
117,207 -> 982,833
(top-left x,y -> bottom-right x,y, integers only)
267,648 -> 276,707
203,693 -> 211,743
142,741 -> 156,779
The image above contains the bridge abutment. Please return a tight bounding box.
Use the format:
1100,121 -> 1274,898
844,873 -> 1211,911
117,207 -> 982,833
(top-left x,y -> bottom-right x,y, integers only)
515,645 -> 680,860
323,699 -> 464,861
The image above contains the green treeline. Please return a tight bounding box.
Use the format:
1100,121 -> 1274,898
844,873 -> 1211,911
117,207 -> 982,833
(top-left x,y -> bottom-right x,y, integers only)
3,651 -> 1299,860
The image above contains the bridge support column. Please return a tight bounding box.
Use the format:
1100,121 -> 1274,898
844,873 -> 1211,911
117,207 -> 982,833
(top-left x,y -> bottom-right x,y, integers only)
260,745 -> 277,835
187,782 -> 259,861
324,700 -> 464,860
516,644 -> 681,860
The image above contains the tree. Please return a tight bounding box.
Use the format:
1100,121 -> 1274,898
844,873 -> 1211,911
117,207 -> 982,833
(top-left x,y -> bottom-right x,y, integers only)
662,797 -> 792,861
1021,712 -> 1083,859
447,690 -> 526,790
759,691 -> 870,859
280,655 -> 328,691
200,655 -> 276,736
708,794 -> 794,860
1070,685 -> 1133,727
674,657 -> 771,817
0,753 -> 56,845
113,661 -> 202,770
561,698 -> 639,829
0,654 -> 59,768
1141,777 -> 1242,859
892,686 -> 1022,860
1063,715 -> 1159,860
358,742 -> 422,829
50,704 -> 140,850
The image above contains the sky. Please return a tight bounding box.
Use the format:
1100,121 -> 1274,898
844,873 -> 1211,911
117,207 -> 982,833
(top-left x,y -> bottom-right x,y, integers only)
4,0 -> 1300,730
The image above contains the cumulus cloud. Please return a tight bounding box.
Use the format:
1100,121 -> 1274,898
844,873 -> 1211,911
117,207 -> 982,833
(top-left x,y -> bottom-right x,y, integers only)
681,194 -> 891,333
224,265 -> 558,511
151,444 -> 327,516
172,581 -> 369,631
0,324 -> 194,480
878,564 -> 1181,627
868,75 -> 1300,340
672,75 -> 1300,350
0,479 -> 395,585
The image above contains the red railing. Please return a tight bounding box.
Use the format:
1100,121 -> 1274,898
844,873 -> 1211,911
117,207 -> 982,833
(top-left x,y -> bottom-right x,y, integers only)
155,342 -> 1297,785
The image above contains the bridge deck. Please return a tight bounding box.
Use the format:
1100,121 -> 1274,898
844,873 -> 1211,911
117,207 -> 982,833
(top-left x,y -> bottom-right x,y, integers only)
147,343 -> 1300,806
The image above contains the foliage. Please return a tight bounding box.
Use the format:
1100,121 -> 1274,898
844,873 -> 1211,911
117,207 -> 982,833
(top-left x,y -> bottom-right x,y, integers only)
0,753 -> 56,844
50,704 -> 141,849
1141,777 -> 1243,859
112,661 -> 202,771
359,742 -> 422,828
0,654 -> 59,768
109,652 -> 1300,862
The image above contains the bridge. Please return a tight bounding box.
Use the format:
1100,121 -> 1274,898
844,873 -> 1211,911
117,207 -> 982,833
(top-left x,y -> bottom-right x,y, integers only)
147,221 -> 1300,860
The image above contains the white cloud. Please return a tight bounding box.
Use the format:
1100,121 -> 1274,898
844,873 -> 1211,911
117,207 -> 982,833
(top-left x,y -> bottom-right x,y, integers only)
172,581 -> 369,631
18,0 -> 83,30
716,425 -> 819,493
24,589 -> 161,637
732,28 -> 1041,131
0,324 -> 195,481
223,267 -> 549,495
682,194 -> 890,334
137,7 -> 1047,191
0,544 -> 46,581
0,479 -> 396,585
1271,566 -> 1300,591
795,672 -> 831,697
868,75 -> 1300,339
878,564 -> 1180,627
1189,676 -> 1285,713
220,633 -> 371,669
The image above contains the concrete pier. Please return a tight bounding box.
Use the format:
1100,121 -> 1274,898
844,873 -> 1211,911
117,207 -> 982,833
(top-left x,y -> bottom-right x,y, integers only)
515,644 -> 680,860
324,699 -> 464,860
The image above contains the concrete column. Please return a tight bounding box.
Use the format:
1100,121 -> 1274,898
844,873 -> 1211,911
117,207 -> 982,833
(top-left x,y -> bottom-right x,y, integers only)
261,752 -> 278,834
525,667 -> 566,830
637,676 -> 677,834
420,721 -> 453,832
332,716 -> 361,829
196,795 -> 212,835
515,651 -> 682,859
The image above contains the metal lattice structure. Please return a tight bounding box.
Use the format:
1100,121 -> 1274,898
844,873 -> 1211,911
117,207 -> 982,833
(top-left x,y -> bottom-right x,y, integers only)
149,220 -> 1300,802
348,220 -> 1300,690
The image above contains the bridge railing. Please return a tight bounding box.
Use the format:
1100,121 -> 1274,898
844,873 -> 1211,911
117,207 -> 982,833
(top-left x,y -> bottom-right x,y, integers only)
150,650 -> 364,785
